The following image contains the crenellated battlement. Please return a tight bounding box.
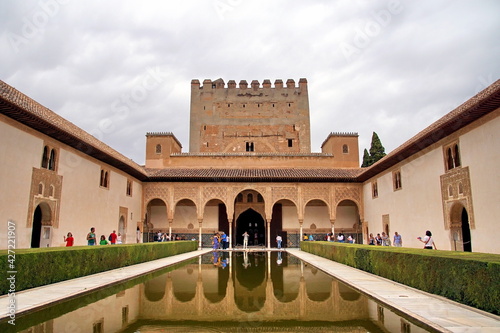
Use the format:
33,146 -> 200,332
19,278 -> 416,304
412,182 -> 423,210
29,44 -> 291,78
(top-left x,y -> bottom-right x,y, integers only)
191,78 -> 307,90
327,132 -> 359,137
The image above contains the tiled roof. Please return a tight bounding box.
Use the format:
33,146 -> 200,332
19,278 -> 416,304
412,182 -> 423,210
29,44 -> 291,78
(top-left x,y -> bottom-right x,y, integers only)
0,80 -> 148,181
357,79 -> 500,182
145,168 -> 362,182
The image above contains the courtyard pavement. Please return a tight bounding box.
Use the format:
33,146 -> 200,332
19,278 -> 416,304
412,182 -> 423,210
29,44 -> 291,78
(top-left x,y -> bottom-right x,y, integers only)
288,248 -> 500,332
0,247 -> 498,332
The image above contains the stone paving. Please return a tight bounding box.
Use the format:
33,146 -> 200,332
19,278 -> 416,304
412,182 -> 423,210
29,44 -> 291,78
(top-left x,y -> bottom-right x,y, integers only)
0,248 -> 498,332
288,248 -> 500,333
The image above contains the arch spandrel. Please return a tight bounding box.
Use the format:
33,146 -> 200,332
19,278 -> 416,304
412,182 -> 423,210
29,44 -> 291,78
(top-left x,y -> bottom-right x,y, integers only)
143,183 -> 170,206
334,185 -> 363,221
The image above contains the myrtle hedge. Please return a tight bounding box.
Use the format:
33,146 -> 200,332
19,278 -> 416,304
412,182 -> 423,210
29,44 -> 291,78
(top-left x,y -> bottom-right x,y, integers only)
301,241 -> 500,315
0,241 -> 197,295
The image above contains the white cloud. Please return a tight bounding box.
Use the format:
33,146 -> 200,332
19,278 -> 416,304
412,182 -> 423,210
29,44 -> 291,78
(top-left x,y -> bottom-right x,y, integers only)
1,0 -> 499,164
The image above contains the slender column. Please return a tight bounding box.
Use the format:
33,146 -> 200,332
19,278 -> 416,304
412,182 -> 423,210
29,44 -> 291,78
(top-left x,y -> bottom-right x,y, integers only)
299,219 -> 304,247
228,218 -> 233,250
266,219 -> 271,249
198,219 -> 203,249
331,219 -> 335,236
168,219 -> 173,239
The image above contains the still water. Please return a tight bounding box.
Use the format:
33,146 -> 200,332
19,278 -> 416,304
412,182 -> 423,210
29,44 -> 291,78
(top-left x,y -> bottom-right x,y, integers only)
9,251 -> 430,332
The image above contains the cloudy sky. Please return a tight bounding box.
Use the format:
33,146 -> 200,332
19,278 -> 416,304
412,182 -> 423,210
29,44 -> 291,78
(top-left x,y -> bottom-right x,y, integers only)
1,0 -> 499,165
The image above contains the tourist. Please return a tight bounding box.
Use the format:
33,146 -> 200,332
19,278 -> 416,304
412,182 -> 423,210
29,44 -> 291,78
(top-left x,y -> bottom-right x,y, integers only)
309,234 -> 314,241
375,233 -> 382,246
303,233 -> 308,241
109,230 -> 117,244
242,231 -> 249,249
64,232 -> 74,247
276,234 -> 282,249
157,231 -> 162,242
418,230 -> 437,249
87,227 -> 96,246
347,235 -> 353,243
213,232 -> 220,250
221,232 -> 227,249
381,232 -> 390,246
99,235 -> 109,245
393,232 -> 402,247
136,226 -> 141,243
368,233 -> 375,245
337,233 -> 345,243
117,233 -> 123,244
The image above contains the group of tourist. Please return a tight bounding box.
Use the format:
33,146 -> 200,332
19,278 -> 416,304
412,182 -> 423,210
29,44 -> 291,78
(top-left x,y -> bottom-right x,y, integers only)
212,231 -> 230,250
368,231 -> 400,246
63,228 -> 124,247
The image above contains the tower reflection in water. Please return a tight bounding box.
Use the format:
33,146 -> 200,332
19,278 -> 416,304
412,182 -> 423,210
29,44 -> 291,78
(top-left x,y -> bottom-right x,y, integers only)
16,252 -> 430,332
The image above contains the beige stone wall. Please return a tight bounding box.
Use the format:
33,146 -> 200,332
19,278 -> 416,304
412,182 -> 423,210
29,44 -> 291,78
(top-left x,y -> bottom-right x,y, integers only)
459,109 -> 500,253
0,115 -> 43,248
362,109 -> 500,253
0,115 -> 143,249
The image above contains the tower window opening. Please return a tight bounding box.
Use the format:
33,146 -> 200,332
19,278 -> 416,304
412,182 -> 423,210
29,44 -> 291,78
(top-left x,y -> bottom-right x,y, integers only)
288,139 -> 293,147
246,142 -> 254,152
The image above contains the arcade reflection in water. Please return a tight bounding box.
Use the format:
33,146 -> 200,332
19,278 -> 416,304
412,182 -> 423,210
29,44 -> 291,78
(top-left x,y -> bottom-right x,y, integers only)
18,252 -> 430,332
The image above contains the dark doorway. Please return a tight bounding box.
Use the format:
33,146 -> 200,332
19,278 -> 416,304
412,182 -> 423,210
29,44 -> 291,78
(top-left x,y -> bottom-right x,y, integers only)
461,208 -> 472,252
31,205 -> 42,248
218,204 -> 229,235
235,209 -> 265,246
270,204 -> 283,248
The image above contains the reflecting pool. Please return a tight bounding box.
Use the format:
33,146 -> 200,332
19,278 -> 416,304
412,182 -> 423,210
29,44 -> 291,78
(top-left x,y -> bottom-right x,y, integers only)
5,252 -> 431,332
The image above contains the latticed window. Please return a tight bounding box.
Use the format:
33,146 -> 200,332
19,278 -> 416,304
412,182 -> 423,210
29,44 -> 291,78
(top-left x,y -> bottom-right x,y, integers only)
342,144 -> 349,154
393,171 -> 402,190
156,144 -> 162,154
444,142 -> 462,171
41,146 -> 49,168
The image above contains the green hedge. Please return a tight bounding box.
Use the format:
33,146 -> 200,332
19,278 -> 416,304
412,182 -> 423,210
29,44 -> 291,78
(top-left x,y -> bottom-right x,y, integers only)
301,241 -> 500,315
0,241 -> 197,295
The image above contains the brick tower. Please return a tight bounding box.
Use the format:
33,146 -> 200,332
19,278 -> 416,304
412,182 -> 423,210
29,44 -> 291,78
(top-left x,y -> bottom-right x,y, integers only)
189,78 -> 311,153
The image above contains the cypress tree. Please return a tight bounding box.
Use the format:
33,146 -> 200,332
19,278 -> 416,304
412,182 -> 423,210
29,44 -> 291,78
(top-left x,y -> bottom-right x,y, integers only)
369,132 -> 386,162
361,148 -> 371,167
361,132 -> 386,167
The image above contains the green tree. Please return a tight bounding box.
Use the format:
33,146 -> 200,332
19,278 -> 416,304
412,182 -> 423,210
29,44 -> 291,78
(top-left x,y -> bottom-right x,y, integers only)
361,148 -> 371,167
361,132 -> 386,167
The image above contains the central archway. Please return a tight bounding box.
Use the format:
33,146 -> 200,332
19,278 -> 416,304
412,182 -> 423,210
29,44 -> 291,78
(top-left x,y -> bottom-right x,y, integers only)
235,209 -> 265,246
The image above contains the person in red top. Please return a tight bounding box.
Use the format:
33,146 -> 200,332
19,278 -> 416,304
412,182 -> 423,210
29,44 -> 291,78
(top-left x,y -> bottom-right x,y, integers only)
109,230 -> 118,244
64,232 -> 74,247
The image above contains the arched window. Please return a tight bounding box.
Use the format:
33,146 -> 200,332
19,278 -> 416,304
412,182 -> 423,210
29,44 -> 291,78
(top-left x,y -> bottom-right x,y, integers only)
342,144 -> 349,154
156,144 -> 162,154
100,170 -> 105,186
104,171 -> 109,188
458,182 -> 464,195
247,193 -> 253,203
38,183 -> 44,195
48,149 -> 56,171
447,148 -> 454,170
257,194 -> 264,202
41,146 -> 49,168
448,185 -> 453,197
49,185 -> 55,197
126,180 -> 132,196
236,193 -> 243,202
372,181 -> 378,198
393,171 -> 402,190
454,144 -> 461,167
